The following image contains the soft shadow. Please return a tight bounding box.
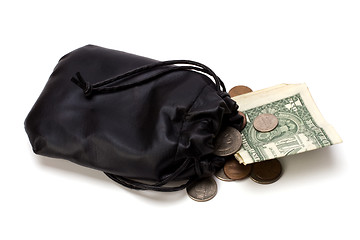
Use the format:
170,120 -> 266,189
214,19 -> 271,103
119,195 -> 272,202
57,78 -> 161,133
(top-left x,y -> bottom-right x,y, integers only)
34,154 -> 109,183
279,146 -> 341,181
33,149 -> 187,203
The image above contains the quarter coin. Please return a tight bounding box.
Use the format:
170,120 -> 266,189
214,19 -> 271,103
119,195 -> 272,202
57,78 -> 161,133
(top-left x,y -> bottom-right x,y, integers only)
186,177 -> 217,202
215,167 -> 234,181
223,157 -> 252,180
253,113 -> 279,132
250,159 -> 282,184
213,127 -> 242,156
229,85 -> 253,97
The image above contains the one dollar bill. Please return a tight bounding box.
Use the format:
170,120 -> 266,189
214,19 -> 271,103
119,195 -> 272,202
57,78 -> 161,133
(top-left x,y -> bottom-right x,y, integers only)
232,84 -> 342,165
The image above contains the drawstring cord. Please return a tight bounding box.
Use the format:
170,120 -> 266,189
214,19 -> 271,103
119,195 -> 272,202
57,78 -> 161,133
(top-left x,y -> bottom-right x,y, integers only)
104,147 -> 203,192
71,60 -> 227,98
104,157 -> 199,192
70,60 -> 230,191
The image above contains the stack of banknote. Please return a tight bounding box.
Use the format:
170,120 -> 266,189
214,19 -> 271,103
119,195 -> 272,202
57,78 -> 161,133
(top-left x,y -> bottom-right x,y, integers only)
232,83 -> 342,165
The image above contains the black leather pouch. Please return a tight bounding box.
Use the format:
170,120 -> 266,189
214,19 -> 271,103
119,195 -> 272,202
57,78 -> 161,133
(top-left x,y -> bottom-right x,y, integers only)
25,45 -> 243,191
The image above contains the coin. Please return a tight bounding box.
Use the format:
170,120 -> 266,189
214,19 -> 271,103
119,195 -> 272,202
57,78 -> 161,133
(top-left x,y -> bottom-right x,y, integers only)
186,177 -> 217,202
253,113 -> 279,132
213,127 -> 242,156
228,85 -> 253,97
238,111 -> 247,130
250,159 -> 282,184
215,167 -> 234,181
223,157 -> 252,180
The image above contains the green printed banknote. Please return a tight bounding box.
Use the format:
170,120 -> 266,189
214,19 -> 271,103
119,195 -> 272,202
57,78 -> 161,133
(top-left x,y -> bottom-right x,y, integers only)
232,84 -> 342,165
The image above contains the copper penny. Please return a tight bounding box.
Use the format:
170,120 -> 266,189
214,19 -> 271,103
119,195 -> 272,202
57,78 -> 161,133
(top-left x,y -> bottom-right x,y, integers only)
238,111 -> 247,130
223,157 -> 252,180
228,85 -> 253,98
250,159 -> 282,184
253,113 -> 279,132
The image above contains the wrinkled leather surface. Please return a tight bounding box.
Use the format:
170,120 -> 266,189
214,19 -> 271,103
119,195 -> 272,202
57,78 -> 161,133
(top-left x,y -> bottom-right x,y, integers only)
25,45 -> 241,182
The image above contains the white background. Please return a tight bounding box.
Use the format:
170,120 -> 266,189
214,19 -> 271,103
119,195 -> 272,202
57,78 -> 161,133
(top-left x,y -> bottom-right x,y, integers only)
1,1 -> 359,239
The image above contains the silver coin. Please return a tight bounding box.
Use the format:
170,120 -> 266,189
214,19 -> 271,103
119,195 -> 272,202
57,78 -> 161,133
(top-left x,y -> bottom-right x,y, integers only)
186,177 -> 217,202
215,168 -> 234,182
213,127 -> 242,156
253,113 -> 279,132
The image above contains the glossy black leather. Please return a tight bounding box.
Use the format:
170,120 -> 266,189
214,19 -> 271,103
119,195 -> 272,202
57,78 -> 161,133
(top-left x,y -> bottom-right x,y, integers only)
25,45 -> 241,185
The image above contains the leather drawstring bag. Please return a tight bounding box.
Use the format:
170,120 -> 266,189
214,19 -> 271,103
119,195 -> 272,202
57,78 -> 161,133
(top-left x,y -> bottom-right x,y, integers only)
25,45 -> 243,191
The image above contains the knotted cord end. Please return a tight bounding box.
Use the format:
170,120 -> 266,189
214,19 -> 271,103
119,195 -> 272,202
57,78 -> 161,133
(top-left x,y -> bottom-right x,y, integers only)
70,72 -> 93,98
83,82 -> 93,98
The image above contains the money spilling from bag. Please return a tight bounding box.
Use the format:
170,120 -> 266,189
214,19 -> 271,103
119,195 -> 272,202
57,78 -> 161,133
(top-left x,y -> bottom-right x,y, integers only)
187,83 -> 342,202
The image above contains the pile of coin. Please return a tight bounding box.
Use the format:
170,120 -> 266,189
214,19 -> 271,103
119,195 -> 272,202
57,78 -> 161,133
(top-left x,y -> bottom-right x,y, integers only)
186,85 -> 284,202
215,156 -> 282,184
